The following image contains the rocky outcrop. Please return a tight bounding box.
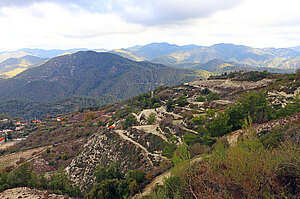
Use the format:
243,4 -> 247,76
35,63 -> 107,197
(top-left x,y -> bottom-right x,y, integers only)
65,129 -> 165,192
189,79 -> 274,95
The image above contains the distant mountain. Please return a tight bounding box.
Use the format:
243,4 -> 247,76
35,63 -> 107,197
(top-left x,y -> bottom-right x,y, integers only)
152,43 -> 276,66
260,48 -> 300,59
187,59 -> 295,74
0,48 -> 88,63
111,43 -> 300,69
291,46 -> 300,53
280,56 -> 300,69
0,55 -> 46,78
111,42 -> 202,61
0,51 -> 202,103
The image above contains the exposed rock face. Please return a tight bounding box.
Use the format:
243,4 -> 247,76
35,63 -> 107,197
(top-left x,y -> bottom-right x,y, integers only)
188,79 -> 274,95
65,129 -> 165,192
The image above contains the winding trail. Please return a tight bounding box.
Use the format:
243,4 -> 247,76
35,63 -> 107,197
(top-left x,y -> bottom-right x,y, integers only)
133,170 -> 171,199
134,156 -> 203,198
114,130 -> 168,166
133,125 -> 168,142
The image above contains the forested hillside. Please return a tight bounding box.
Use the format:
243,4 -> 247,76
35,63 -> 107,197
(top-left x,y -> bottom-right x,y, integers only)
0,51 -> 206,118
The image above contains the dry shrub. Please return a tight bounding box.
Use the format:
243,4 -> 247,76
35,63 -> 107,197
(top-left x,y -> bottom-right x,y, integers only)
182,137 -> 299,199
190,144 -> 212,157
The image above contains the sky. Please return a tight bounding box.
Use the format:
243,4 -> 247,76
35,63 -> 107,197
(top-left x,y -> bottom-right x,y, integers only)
0,0 -> 299,51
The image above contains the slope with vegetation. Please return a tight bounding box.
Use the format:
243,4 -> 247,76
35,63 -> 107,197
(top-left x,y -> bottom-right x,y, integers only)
0,71 -> 299,198
0,55 -> 46,78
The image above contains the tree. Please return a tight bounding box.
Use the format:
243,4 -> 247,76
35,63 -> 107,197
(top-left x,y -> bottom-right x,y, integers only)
126,170 -> 146,184
7,162 -> 36,188
94,162 -> 123,184
176,95 -> 189,107
147,113 -> 156,125
226,105 -> 246,131
172,142 -> 190,165
166,98 -> 174,112
206,112 -> 232,137
237,90 -> 274,123
87,179 -> 119,199
123,114 -> 138,129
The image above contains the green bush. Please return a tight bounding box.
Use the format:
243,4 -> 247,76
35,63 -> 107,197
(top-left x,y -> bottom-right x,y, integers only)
206,92 -> 220,101
61,153 -> 69,160
166,98 -> 174,112
88,162 -> 146,198
147,113 -> 156,125
176,95 -> 189,107
195,95 -> 206,102
184,133 -> 201,146
123,114 -> 138,129
206,112 -> 232,137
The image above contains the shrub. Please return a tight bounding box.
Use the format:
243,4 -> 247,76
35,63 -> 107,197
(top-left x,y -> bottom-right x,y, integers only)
147,113 -> 156,125
206,92 -> 220,101
206,112 -> 232,137
123,114 -> 138,129
176,95 -> 189,107
61,153 -> 69,160
184,133 -> 201,146
166,98 -> 174,112
195,95 -> 206,102
146,134 -> 300,199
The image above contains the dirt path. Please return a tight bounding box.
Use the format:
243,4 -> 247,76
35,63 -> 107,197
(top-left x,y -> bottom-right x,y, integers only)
172,120 -> 198,134
133,125 -> 168,142
115,130 -> 168,166
133,170 -> 171,198
134,156 -> 203,198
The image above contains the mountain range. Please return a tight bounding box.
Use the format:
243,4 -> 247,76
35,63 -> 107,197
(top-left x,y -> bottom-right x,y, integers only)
111,42 -> 300,69
0,43 -> 298,79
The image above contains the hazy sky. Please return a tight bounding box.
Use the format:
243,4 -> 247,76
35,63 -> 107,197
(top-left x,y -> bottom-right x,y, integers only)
0,0 -> 299,51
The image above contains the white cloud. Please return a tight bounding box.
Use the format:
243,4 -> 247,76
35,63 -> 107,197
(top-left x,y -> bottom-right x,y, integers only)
0,0 -> 299,51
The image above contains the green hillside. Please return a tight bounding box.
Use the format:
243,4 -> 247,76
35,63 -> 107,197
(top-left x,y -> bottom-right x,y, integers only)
0,51 -> 205,118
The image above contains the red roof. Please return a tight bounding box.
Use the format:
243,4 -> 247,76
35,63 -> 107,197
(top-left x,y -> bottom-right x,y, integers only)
0,138 -> 5,142
108,126 -> 115,129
